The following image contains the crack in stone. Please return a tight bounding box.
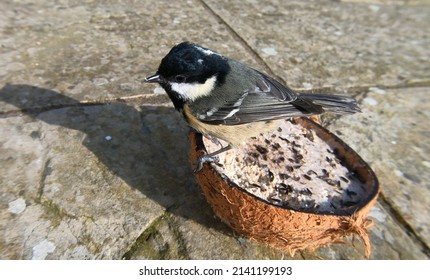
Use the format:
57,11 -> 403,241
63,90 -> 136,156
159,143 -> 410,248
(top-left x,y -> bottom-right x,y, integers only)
36,158 -> 79,223
0,82 -> 420,128
36,158 -> 51,202
0,102 -> 103,119
121,212 -> 168,259
0,93 -> 170,118
198,0 -> 278,79
121,208 -> 190,260
378,193 -> 430,258
0,80 -> 427,120
167,215 -> 190,259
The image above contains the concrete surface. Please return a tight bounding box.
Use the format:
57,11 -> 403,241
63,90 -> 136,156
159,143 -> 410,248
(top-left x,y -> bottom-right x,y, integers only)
1,0 -> 429,259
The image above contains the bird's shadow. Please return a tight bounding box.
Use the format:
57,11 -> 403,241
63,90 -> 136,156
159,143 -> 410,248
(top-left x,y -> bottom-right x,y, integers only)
0,84 -> 231,234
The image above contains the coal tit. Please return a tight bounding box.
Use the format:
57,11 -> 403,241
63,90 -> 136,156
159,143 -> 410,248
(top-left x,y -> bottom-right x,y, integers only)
145,42 -> 360,171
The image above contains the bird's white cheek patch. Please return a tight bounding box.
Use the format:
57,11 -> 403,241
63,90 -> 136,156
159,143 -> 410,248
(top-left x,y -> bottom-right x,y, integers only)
170,75 -> 217,101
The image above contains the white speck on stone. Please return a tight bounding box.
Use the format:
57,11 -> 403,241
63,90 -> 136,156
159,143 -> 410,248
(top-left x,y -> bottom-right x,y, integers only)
32,240 -> 55,260
70,83 -> 85,95
6,62 -> 26,72
261,47 -> 278,56
348,76 -> 358,82
8,198 -> 26,214
334,31 -> 343,36
369,5 -> 380,13
391,141 -> 397,144
104,136 -> 112,141
173,17 -> 181,24
422,161 -> 430,168
384,230 -> 395,245
27,47 -> 42,56
237,237 -> 248,245
363,97 -> 378,106
153,86 -> 166,94
93,78 -> 109,86
413,146 -> 424,154
302,82 -> 313,89
371,226 -> 384,240
120,83 -> 136,90
322,247 -> 337,259
369,207 -> 386,222
394,169 -> 404,177
368,87 -> 385,94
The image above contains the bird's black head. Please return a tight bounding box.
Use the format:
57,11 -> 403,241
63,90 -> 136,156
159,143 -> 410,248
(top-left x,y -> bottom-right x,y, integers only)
145,42 -> 230,110
157,42 -> 229,85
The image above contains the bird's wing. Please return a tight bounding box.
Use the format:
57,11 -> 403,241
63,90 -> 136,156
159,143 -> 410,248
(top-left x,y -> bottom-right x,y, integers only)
197,72 -> 323,125
252,70 -> 297,102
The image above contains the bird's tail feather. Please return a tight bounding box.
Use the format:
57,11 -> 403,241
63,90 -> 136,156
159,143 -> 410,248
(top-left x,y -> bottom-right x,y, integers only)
299,93 -> 361,114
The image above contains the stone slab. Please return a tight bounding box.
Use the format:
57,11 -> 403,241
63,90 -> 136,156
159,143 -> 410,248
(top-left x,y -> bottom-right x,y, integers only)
0,84 -> 195,259
204,0 -> 430,89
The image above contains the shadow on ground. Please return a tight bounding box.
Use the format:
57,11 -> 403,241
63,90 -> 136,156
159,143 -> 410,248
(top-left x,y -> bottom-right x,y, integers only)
0,84 -> 231,235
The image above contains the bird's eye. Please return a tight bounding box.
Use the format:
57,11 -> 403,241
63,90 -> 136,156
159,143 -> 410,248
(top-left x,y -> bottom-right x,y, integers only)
175,75 -> 186,83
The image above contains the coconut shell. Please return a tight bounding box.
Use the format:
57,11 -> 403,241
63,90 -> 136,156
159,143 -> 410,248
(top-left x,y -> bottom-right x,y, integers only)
189,117 -> 380,257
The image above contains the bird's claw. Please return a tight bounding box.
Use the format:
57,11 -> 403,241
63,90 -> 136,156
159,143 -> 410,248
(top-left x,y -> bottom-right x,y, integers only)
205,135 -> 223,148
194,154 -> 219,173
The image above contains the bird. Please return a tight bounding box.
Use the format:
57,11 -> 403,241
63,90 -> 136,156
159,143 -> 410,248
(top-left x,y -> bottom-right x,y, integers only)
144,42 -> 360,171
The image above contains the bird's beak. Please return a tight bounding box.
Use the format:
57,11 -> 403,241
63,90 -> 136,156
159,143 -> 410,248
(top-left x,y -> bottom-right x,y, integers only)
144,74 -> 161,83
